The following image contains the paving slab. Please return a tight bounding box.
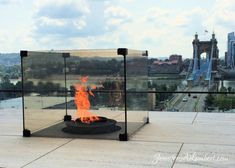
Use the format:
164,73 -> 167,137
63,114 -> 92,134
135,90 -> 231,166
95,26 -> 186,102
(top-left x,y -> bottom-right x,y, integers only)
0,137 -> 71,168
0,110 -> 234,168
174,143 -> 235,168
194,112 -> 235,126
133,112 -> 235,145
0,109 -> 22,136
22,139 -> 182,168
148,112 -> 196,124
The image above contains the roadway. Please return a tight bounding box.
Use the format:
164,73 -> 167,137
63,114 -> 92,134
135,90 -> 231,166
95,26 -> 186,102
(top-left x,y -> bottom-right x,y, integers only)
168,86 -> 207,112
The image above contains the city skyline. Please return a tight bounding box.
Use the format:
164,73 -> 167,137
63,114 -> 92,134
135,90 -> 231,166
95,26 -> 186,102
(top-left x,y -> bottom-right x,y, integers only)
0,0 -> 234,58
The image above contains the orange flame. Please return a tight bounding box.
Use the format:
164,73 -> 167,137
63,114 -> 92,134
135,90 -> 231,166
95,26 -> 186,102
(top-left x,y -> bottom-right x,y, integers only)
74,76 -> 99,123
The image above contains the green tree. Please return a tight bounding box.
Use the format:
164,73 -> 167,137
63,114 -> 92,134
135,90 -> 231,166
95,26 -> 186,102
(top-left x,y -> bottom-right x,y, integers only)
0,75 -> 16,99
220,86 -> 227,92
205,94 -> 215,107
1,75 -> 10,83
155,93 -> 160,106
228,86 -> 232,93
216,95 -> 229,111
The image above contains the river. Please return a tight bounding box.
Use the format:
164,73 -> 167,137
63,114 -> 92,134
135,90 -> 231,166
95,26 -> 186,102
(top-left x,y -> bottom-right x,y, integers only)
0,97 -> 22,109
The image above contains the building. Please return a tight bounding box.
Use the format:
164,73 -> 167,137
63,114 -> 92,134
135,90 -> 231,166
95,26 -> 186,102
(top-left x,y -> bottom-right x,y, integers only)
225,52 -> 227,66
227,32 -> 235,68
149,55 -> 183,74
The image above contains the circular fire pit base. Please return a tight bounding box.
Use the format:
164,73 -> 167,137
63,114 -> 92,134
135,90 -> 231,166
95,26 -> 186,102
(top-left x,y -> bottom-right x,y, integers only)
62,117 -> 121,134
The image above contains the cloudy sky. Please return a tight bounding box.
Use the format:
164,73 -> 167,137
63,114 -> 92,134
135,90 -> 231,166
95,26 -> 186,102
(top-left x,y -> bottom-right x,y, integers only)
0,0 -> 234,58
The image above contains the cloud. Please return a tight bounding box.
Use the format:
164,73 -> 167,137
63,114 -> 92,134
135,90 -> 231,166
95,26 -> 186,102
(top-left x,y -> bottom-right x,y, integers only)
146,7 -> 170,21
33,0 -> 91,37
137,1 -> 235,57
145,7 -> 191,28
145,7 -> 208,30
0,0 -> 21,5
33,0 -> 132,43
204,0 -> 235,30
0,0 -> 8,5
0,30 -> 7,44
122,6 -> 212,57
27,0 -> 235,57
35,0 -> 90,19
104,6 -> 132,30
201,0 -> 235,55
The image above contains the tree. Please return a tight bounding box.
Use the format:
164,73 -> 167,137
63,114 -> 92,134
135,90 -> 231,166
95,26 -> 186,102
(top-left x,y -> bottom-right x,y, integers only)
155,93 -> 160,106
15,81 -> 22,90
1,75 -> 10,83
24,81 -> 34,92
216,95 -> 229,112
220,86 -> 227,92
205,94 -> 215,107
0,75 -> 15,99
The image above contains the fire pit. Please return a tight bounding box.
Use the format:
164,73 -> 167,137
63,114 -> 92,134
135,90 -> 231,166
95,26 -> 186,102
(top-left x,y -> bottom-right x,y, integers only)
21,48 -> 149,141
61,75 -> 122,134
63,117 -> 121,134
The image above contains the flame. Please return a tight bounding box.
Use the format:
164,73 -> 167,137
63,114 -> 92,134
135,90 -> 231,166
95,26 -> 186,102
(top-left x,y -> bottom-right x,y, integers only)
74,76 -> 99,123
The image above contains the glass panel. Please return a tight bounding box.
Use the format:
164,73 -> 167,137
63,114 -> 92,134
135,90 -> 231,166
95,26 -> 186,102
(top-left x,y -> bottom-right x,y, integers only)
23,51 -> 66,133
57,49 -> 119,58
126,51 -> 149,135
22,49 -> 149,140
0,55 -> 21,104
66,92 -> 125,139
65,50 -> 125,139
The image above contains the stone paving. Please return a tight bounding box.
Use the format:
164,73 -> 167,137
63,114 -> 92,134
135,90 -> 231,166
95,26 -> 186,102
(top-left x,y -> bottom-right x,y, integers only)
0,109 -> 234,168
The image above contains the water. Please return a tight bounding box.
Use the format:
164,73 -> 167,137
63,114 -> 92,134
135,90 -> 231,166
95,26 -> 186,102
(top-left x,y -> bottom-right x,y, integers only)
10,79 -> 20,85
219,80 -> 235,91
0,97 -> 22,109
223,80 -> 235,89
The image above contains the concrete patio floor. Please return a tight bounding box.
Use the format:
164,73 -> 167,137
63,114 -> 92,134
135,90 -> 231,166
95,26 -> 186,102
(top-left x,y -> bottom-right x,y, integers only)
0,109 -> 234,168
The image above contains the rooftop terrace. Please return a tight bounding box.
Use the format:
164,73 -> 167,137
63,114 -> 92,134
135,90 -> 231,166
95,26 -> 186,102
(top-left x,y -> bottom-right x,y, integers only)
0,109 -> 234,168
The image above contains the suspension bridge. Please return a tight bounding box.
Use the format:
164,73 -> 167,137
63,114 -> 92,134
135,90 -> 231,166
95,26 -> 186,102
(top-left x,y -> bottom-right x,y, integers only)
187,33 -> 219,88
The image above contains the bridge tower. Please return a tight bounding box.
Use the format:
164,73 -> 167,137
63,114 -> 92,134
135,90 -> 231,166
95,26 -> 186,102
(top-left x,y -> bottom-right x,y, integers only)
188,33 -> 219,87
192,33 -> 219,72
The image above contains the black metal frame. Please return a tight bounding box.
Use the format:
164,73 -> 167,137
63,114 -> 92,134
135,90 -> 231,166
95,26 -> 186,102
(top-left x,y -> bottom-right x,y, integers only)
117,48 -> 149,141
117,48 -> 128,141
20,49 -> 149,141
1,89 -> 234,94
62,53 -> 71,122
20,50 -> 31,137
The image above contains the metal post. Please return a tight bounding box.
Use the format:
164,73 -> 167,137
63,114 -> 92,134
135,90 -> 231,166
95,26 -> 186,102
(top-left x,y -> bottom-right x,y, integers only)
20,50 -> 31,137
64,56 -> 68,116
123,54 -> 127,136
117,48 -> 128,141
63,53 -> 71,121
20,55 -> 25,130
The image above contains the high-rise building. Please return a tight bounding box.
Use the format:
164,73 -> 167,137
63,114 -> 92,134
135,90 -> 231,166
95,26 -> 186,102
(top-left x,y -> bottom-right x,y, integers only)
227,32 -> 235,68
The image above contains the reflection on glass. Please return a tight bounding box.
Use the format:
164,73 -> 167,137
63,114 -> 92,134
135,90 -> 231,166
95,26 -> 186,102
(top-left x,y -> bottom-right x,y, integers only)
22,49 -> 149,140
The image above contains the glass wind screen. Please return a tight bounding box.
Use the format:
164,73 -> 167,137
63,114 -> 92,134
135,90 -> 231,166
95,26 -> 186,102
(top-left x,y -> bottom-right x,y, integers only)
23,51 -> 66,132
66,50 -> 126,136
126,53 -> 148,135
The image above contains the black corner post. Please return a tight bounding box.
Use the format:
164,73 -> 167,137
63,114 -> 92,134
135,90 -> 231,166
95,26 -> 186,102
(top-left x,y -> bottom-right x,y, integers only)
146,117 -> 150,124
144,50 -> 150,124
143,50 -> 148,57
23,129 -> 31,137
20,50 -> 31,137
62,53 -> 71,122
117,48 -> 128,141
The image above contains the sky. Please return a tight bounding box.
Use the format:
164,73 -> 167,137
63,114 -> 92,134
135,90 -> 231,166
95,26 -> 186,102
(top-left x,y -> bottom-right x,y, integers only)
0,0 -> 235,58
